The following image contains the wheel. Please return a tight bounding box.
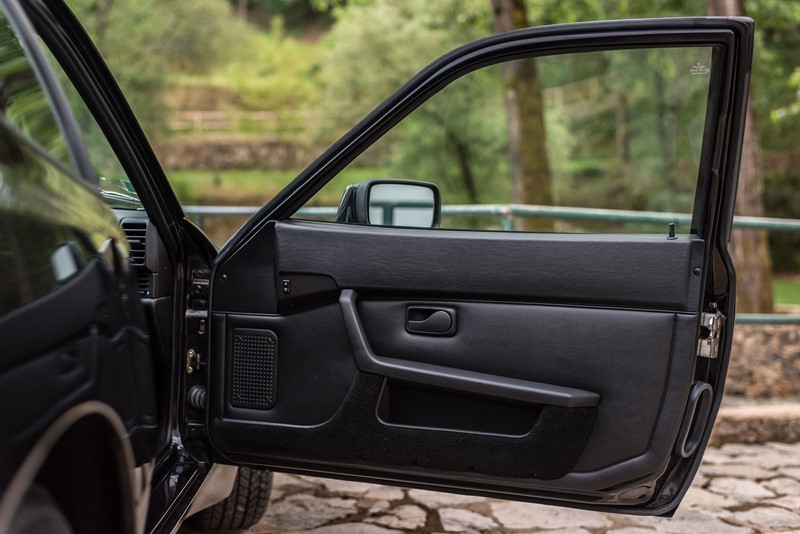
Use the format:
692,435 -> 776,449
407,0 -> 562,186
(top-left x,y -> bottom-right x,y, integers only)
186,467 -> 273,531
8,485 -> 72,534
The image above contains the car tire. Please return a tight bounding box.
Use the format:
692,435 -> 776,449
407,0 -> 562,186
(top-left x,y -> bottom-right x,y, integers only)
187,467 -> 273,531
8,485 -> 72,534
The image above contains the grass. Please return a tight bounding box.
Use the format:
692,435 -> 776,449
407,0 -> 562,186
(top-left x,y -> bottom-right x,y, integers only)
167,167 -> 387,206
773,277 -> 800,306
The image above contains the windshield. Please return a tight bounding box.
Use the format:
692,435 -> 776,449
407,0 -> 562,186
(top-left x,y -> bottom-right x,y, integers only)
98,175 -> 142,209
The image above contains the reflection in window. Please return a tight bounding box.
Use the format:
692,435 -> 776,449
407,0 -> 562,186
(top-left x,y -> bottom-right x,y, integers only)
0,214 -> 91,318
0,15 -> 69,165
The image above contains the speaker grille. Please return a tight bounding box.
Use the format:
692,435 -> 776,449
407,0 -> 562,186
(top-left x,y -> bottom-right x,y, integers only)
231,328 -> 277,409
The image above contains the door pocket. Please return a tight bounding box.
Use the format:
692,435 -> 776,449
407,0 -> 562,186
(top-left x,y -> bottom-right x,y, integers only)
376,379 -> 540,437
220,371 -> 597,480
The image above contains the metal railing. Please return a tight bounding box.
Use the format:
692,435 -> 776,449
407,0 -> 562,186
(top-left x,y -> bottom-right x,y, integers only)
183,203 -> 800,324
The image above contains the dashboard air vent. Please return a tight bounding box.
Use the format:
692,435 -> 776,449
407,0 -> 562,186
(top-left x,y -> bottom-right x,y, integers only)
121,219 -> 151,297
121,219 -> 147,266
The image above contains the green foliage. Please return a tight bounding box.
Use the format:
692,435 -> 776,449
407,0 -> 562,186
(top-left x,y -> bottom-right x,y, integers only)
773,277 -> 800,305
68,0 -> 242,138
528,0 -> 703,24
219,21 -> 324,112
316,0 -> 497,202
387,66 -> 509,204
168,166 -> 383,205
319,0 -> 491,129
765,167 -> 800,272
747,0 -> 800,151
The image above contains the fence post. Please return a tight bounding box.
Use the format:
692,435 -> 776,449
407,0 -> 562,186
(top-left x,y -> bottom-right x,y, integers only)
501,206 -> 514,231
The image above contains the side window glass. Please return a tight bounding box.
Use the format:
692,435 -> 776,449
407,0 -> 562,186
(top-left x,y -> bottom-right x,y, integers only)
0,12 -> 96,318
295,46 -> 714,234
0,215 -> 94,318
0,15 -> 70,165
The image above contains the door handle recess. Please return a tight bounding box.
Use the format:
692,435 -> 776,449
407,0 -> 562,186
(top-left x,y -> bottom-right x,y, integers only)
339,289 -> 599,408
407,308 -> 455,336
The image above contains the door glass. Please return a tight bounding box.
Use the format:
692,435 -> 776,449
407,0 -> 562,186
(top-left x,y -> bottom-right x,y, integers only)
295,46 -> 715,233
0,12 -> 97,318
0,15 -> 70,165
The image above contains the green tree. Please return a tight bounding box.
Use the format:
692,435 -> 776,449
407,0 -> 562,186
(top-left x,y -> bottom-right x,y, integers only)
320,0 -> 490,125
491,0 -> 552,231
708,0 -> 773,313
319,0 -> 496,202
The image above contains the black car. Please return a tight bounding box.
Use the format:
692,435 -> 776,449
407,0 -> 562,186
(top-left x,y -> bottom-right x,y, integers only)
0,1 -> 753,532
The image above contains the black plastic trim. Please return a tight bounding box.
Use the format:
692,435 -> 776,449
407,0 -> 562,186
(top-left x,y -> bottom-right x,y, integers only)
340,290 -> 599,408
674,381 -> 713,458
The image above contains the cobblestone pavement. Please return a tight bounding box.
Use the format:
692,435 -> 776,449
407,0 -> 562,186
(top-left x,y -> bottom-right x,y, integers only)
250,441 -> 800,533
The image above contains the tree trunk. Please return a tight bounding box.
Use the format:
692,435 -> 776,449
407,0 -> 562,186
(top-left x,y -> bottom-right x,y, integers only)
708,0 -> 774,313
490,0 -> 552,231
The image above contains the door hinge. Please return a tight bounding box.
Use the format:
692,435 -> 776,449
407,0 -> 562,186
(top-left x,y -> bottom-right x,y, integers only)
697,309 -> 726,359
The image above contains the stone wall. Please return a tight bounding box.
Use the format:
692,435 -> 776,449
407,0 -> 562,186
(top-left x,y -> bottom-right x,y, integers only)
154,138 -> 312,171
727,324 -> 800,399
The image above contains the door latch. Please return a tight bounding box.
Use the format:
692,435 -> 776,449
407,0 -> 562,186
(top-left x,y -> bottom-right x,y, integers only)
697,310 -> 726,359
186,348 -> 204,374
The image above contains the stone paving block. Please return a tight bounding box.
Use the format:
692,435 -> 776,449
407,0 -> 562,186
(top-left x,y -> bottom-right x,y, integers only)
771,495 -> 800,511
315,479 -> 376,496
274,473 -> 322,490
365,500 -> 390,515
699,449 -> 735,464
489,501 -> 613,530
700,463 -> 776,480
681,486 -> 738,510
606,528 -> 657,534
764,441 -> 800,454
363,486 -> 404,501
763,476 -> 800,495
632,508 -> 754,534
706,477 -> 776,502
295,524 -> 400,534
261,494 -> 357,531
724,450 -> 796,470
718,443 -> 765,456
364,504 -> 427,530
531,529 -> 592,534
780,466 -> 800,480
726,506 -> 800,530
438,507 -> 497,532
407,489 -> 485,507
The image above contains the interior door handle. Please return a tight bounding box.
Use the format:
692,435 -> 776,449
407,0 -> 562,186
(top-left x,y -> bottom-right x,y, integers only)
407,309 -> 452,334
406,307 -> 456,336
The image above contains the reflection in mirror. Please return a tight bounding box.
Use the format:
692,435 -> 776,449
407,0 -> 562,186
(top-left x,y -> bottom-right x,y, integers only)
368,184 -> 435,227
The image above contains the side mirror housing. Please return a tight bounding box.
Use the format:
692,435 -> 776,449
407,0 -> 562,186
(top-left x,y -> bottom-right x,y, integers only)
335,179 -> 441,228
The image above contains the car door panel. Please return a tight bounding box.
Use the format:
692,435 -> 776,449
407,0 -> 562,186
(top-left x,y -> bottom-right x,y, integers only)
207,18 -> 754,513
211,220 -> 703,499
274,221 -> 705,310
211,306 -> 357,426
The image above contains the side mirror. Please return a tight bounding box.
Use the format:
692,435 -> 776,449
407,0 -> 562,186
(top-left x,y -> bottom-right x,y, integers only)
335,179 -> 441,228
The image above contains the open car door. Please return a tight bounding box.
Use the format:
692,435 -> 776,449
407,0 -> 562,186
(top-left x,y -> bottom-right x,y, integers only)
205,18 -> 753,515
